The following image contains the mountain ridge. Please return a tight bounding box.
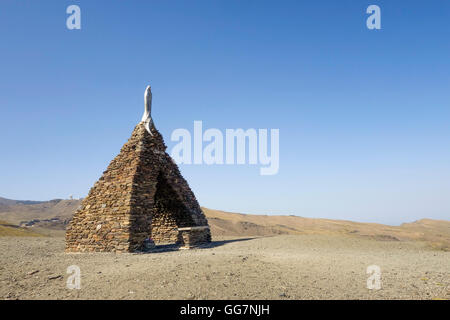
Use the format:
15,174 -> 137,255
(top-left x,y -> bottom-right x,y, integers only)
0,197 -> 448,250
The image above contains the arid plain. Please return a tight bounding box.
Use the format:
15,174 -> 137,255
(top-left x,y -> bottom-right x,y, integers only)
0,198 -> 448,300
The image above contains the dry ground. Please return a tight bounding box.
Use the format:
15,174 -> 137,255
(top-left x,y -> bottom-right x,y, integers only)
0,235 -> 448,300
0,220 -> 43,237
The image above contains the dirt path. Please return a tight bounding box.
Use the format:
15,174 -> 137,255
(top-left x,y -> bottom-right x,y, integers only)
0,235 -> 448,300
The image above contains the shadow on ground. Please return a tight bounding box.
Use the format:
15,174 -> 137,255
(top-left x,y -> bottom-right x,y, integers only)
205,237 -> 257,248
136,237 -> 258,254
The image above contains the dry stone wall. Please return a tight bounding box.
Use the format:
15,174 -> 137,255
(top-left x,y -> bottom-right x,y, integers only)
179,227 -> 211,248
66,122 -> 211,253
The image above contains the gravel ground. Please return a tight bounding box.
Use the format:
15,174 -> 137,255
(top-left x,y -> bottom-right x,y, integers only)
0,235 -> 448,300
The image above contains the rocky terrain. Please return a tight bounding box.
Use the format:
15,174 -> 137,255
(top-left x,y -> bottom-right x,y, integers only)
0,235 -> 448,300
1,197 -> 449,251
0,220 -> 42,237
0,196 -> 448,300
0,197 -> 78,229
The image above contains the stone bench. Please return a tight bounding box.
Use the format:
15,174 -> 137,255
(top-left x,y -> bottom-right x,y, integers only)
177,226 -> 210,249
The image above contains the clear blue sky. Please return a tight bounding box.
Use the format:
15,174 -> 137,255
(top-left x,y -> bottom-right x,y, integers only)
1,0 -> 449,225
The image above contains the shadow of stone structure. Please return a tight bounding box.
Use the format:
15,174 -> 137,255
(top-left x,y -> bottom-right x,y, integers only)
135,237 -> 257,255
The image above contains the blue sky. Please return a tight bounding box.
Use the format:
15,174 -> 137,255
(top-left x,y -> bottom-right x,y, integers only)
0,0 -> 449,225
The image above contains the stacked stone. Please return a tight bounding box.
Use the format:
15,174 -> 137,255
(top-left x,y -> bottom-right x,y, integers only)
66,122 -> 211,253
178,226 -> 211,248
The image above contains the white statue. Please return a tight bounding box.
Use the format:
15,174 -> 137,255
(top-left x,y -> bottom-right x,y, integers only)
142,85 -> 153,134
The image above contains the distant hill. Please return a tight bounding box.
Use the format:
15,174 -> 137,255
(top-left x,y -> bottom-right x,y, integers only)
0,198 -> 80,228
0,197 -> 448,250
0,219 -> 43,237
0,196 -> 46,206
203,208 -> 450,250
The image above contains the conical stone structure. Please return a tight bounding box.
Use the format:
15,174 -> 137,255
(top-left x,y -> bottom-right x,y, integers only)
65,87 -> 211,252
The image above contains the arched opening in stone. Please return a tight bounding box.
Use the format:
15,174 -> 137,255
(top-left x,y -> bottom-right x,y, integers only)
150,171 -> 195,244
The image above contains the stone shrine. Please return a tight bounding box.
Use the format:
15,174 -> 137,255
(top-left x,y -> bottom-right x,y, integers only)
66,86 -> 211,252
